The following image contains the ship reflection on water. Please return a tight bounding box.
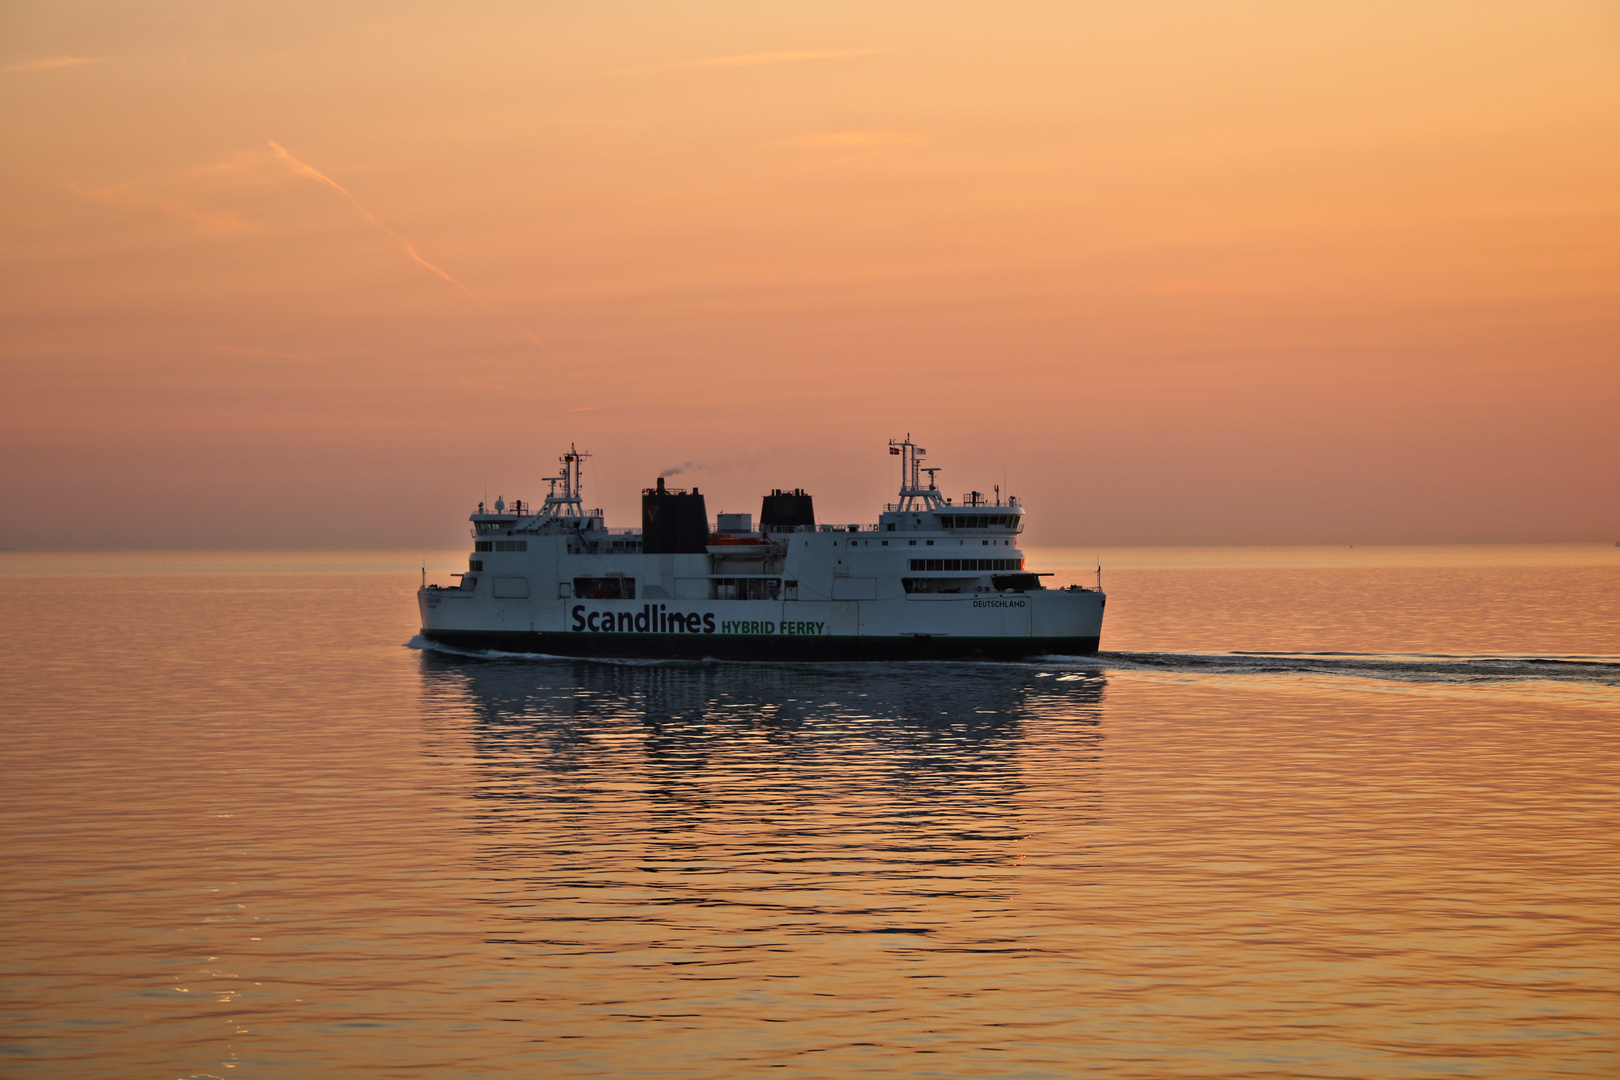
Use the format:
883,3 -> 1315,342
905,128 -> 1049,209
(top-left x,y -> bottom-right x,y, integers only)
414,653 -> 1108,965
416,652 -> 1105,839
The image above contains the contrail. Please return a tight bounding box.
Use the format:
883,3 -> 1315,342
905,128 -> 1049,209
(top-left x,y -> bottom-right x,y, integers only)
268,140 -> 543,348
268,140 -> 465,289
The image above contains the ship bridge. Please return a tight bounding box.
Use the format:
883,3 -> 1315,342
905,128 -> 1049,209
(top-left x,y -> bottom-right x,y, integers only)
878,437 -> 1023,533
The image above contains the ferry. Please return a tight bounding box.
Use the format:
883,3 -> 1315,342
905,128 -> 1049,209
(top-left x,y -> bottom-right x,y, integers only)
418,438 -> 1104,660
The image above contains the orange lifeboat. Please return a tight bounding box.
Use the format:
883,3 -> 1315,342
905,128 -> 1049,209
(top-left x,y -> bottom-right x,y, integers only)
705,533 -> 776,558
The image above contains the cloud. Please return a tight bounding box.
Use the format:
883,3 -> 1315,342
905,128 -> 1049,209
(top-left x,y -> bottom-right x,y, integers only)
606,47 -> 888,77
70,180 -> 258,238
69,149 -> 304,237
211,345 -> 323,365
767,130 -> 931,152
457,379 -> 531,396
2,56 -> 106,73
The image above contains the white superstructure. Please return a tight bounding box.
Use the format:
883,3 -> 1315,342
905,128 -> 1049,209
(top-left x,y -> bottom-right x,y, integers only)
419,439 -> 1104,660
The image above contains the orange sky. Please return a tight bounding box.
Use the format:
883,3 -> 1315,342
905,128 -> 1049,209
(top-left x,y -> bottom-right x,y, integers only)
2,1 -> 1617,548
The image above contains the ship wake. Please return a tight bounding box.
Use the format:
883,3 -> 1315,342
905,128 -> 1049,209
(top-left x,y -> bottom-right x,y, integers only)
1039,650 -> 1620,687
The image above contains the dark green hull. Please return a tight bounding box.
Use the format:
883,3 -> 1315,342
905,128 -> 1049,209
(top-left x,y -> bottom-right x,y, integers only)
420,629 -> 1100,661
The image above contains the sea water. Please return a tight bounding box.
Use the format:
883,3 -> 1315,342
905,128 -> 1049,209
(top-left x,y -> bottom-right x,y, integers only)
1,547 -> 1616,1078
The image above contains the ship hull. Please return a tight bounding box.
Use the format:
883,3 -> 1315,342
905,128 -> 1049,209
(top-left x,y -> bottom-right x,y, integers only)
420,627 -> 1100,661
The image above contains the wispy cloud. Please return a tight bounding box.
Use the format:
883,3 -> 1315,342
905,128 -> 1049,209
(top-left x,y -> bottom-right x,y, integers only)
767,130 -> 931,153
211,344 -> 323,365
457,379 -> 533,396
2,56 -> 106,73
606,47 -> 888,77
70,180 -> 258,238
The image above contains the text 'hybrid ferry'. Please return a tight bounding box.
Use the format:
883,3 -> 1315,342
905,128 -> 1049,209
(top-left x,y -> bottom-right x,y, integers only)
419,438 -> 1104,660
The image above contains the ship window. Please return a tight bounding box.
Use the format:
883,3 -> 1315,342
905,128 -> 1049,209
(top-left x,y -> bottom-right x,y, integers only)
494,540 -> 527,552
982,540 -> 988,545
713,577 -> 780,601
909,540 -> 916,546
926,540 -> 934,546
881,540 -> 888,546
475,541 -> 493,552
992,573 -> 1042,592
886,523 -> 895,532
902,578 -> 966,594
573,576 -> 634,599
469,559 -> 483,572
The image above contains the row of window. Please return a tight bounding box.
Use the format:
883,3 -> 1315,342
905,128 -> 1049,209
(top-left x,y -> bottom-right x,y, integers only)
938,515 -> 1018,529
487,536 -> 1015,553
561,577 -> 799,601
909,558 -> 1023,572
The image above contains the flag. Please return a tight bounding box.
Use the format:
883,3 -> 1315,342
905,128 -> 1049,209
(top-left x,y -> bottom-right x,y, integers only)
890,446 -> 901,454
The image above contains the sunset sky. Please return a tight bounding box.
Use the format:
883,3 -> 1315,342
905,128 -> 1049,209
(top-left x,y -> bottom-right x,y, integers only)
3,1 -> 1617,548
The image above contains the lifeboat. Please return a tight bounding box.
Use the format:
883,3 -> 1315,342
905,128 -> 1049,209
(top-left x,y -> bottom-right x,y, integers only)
706,533 -> 776,558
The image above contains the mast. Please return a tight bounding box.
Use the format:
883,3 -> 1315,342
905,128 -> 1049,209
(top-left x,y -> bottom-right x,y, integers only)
889,435 -> 945,512
540,444 -> 590,518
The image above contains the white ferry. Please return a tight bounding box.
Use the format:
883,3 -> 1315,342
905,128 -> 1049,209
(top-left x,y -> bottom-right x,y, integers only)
418,438 -> 1104,660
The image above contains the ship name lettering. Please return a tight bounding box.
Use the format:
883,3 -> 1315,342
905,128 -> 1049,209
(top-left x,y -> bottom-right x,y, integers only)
572,604 -> 717,634
718,620 -> 826,636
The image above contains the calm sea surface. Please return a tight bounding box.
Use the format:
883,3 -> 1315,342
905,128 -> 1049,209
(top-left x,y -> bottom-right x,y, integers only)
2,546 -> 1617,1078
